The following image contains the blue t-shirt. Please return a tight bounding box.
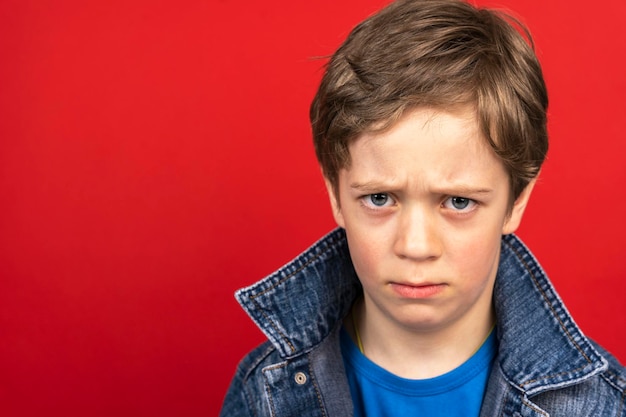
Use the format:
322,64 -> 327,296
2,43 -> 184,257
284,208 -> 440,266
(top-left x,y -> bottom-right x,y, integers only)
340,327 -> 497,417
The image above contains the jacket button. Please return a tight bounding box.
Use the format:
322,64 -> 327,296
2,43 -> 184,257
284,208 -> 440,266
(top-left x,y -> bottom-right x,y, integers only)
294,372 -> 307,385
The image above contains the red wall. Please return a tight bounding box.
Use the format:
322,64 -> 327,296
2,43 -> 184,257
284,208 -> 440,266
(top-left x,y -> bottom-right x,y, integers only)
1,1 -> 624,415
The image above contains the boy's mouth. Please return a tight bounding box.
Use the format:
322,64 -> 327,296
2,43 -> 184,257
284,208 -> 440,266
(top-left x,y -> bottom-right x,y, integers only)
389,282 -> 446,299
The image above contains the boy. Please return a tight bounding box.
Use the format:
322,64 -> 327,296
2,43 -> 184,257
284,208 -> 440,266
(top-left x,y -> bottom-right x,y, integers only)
220,0 -> 626,415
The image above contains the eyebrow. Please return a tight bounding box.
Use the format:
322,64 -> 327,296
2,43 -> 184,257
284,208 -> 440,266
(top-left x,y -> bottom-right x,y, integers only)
433,185 -> 494,195
349,181 -> 494,195
349,181 -> 396,193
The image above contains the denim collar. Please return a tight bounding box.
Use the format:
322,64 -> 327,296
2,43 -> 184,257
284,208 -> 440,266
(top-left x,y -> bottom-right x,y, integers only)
236,228 -> 607,395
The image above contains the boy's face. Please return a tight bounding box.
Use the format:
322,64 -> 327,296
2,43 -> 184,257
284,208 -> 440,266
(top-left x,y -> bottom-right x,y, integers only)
326,106 -> 534,333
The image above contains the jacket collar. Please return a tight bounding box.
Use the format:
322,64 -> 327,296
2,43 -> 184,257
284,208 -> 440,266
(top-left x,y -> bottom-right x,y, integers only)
494,235 -> 607,394
236,228 -> 607,394
236,229 -> 360,358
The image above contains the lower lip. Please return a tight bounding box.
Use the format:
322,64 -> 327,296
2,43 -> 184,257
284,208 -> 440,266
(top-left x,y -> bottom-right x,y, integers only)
390,283 -> 446,299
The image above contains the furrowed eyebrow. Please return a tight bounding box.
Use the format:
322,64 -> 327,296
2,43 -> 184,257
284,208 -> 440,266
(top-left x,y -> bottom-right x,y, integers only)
349,181 -> 494,196
433,185 -> 494,195
349,181 -> 396,192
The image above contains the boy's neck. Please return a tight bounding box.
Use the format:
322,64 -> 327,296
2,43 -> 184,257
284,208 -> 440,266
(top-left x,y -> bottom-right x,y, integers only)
346,296 -> 496,380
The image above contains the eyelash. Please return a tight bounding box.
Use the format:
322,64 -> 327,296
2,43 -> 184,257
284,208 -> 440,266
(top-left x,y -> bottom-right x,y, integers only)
359,193 -> 478,213
359,193 -> 396,209
442,196 -> 478,213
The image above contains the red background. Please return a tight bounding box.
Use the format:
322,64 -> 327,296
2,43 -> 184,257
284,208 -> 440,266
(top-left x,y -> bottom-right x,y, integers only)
1,0 -> 625,415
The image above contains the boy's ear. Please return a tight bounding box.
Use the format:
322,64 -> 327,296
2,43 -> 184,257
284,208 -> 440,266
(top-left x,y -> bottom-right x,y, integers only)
502,178 -> 537,235
324,178 -> 346,228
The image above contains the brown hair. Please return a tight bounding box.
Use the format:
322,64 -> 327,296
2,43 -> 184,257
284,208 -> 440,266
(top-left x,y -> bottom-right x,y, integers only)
310,0 -> 548,202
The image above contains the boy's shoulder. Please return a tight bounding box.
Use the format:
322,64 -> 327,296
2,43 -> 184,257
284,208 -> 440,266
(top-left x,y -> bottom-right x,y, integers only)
527,344 -> 626,416
220,341 -> 278,417
234,340 -> 277,380
221,327 -> 353,417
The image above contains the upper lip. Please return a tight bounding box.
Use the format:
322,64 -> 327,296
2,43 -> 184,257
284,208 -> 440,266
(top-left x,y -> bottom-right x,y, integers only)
391,281 -> 444,287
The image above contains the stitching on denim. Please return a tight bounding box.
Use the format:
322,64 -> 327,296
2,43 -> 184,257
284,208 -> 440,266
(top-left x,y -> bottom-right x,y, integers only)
497,384 -> 511,417
504,239 -> 594,386
600,369 -> 626,394
243,385 -> 259,417
247,233 -> 344,354
240,345 -> 275,417
265,376 -> 276,417
242,343 -> 276,381
521,365 -> 589,387
241,372 -> 258,417
307,358 -> 328,417
241,368 -> 260,417
250,233 -> 342,299
515,241 -> 592,361
606,368 -> 626,385
263,362 -> 289,417
263,362 -> 326,417
598,372 -> 626,416
521,397 -> 549,416
251,299 -> 297,353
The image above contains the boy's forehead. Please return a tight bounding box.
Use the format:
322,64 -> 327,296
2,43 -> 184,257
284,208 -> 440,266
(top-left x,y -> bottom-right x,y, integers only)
355,105 -> 479,141
349,106 -> 484,157
339,106 -> 508,189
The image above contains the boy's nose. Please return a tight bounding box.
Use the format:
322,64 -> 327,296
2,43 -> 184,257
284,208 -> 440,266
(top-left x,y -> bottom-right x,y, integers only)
393,205 -> 442,261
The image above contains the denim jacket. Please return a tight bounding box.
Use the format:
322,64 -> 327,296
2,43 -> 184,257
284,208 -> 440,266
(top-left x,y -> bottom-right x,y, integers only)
220,228 -> 626,416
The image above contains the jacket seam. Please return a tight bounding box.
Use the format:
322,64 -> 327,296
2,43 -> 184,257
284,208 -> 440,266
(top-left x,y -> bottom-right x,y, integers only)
250,301 -> 297,354
242,343 -> 277,381
243,386 -> 259,417
521,364 -> 590,387
521,397 -> 549,416
601,370 -> 626,416
497,383 -> 512,417
600,369 -> 626,397
240,344 -> 275,417
237,368 -> 260,417
307,356 -> 328,417
264,362 -> 289,417
505,239 -> 593,387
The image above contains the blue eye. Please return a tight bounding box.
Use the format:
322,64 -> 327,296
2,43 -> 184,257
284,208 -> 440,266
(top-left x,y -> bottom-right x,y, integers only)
443,196 -> 476,212
369,193 -> 389,206
450,197 -> 470,210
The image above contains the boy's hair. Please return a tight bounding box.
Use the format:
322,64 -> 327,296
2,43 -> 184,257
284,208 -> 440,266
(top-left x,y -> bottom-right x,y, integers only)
310,0 -> 548,203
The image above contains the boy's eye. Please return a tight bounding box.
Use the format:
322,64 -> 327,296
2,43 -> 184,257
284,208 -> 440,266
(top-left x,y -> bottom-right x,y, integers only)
451,197 -> 470,209
443,196 -> 476,212
367,193 -> 391,207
